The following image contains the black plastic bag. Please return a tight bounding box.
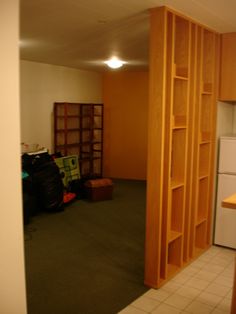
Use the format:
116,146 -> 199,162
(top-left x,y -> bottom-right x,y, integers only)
33,161 -> 64,211
22,152 -> 64,212
22,175 -> 38,224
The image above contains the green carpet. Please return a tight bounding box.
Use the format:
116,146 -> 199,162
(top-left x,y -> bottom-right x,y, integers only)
24,179 -> 148,314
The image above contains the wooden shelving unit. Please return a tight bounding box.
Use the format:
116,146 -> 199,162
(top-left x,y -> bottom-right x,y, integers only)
145,7 -> 219,288
54,102 -> 103,179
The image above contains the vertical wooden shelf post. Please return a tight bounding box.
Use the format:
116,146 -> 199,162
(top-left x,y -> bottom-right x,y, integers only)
145,6 -> 167,288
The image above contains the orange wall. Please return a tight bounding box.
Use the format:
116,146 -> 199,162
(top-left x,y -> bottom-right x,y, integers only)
103,71 -> 148,180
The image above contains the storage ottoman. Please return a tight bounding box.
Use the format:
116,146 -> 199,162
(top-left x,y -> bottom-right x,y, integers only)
84,178 -> 113,201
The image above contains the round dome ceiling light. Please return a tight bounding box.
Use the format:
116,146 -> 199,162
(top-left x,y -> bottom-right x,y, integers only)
104,57 -> 126,69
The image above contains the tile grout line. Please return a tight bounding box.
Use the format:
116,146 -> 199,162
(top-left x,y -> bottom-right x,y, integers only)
120,247 -> 234,314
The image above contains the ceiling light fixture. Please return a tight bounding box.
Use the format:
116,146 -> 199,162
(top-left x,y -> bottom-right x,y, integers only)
104,57 -> 126,69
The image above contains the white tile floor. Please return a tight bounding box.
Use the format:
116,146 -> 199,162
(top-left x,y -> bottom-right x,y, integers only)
119,246 -> 235,314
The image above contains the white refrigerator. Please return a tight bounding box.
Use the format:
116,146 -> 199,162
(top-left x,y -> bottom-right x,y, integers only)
214,135 -> 236,249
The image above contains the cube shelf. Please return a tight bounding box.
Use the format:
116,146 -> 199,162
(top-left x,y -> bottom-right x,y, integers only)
171,129 -> 186,185
202,82 -> 212,94
172,115 -> 187,129
54,102 -> 103,179
173,79 -> 188,128
169,230 -> 182,243
202,30 -> 215,86
195,220 -> 207,250
199,143 -> 210,177
67,131 -> 80,145
167,237 -> 182,276
174,16 -> 190,78
170,186 -> 184,234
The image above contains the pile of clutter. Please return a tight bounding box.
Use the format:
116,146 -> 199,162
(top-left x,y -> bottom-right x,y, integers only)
22,143 -> 113,225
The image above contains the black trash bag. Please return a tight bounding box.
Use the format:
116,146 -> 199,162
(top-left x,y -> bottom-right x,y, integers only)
22,152 -> 64,212
33,161 -> 64,212
22,152 -> 52,175
22,174 -> 39,224
22,191 -> 36,224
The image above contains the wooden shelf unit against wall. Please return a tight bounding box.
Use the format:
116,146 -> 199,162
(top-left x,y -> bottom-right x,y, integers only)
54,102 -> 103,179
145,7 -> 219,288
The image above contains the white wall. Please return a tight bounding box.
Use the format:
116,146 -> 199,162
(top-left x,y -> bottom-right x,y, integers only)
0,1 -> 27,313
20,60 -> 102,152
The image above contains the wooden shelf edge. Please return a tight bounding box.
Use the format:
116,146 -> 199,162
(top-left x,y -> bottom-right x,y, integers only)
201,91 -> 212,95
172,125 -> 187,130
200,141 -> 211,145
201,82 -> 213,95
81,127 -> 102,130
172,115 -> 187,129
169,230 -> 182,243
56,115 -> 80,118
55,143 -> 79,149
174,75 -> 188,81
171,181 -> 185,189
56,114 -> 102,118
56,128 -> 80,132
56,141 -> 102,148
199,174 -> 209,180
199,133 -> 212,143
173,64 -> 188,78
79,157 -> 101,161
195,217 -> 207,227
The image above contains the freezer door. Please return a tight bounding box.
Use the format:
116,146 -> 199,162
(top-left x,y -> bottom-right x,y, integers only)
214,174 -> 236,249
219,137 -> 236,174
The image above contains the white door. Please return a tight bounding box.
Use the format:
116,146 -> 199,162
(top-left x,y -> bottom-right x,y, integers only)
219,137 -> 236,174
214,174 -> 236,249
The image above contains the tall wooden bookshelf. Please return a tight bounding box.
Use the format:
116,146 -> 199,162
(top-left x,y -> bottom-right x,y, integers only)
54,102 -> 103,179
145,7 -> 219,288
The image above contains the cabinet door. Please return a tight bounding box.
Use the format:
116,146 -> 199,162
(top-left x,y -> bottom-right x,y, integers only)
219,33 -> 236,101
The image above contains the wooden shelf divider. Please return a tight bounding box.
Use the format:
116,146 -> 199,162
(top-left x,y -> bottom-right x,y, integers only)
145,6 -> 219,288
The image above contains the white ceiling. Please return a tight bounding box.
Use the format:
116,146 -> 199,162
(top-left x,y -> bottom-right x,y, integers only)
20,0 -> 236,71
